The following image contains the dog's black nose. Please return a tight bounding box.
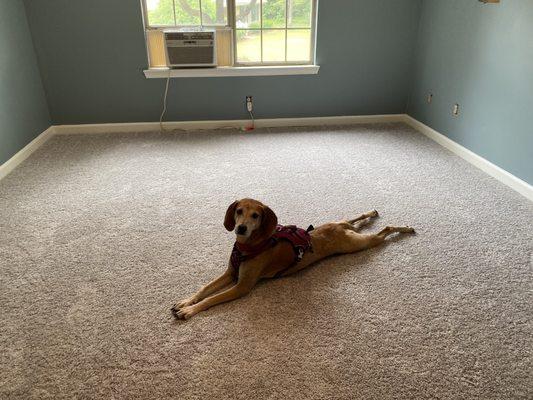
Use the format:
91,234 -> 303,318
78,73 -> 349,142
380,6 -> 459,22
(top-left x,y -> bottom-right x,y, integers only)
237,225 -> 247,235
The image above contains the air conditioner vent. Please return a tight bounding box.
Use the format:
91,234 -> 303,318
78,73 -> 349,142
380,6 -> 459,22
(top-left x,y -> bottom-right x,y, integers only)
163,30 -> 217,68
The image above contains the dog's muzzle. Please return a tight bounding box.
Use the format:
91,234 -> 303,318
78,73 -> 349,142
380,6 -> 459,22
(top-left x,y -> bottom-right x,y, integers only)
236,225 -> 247,235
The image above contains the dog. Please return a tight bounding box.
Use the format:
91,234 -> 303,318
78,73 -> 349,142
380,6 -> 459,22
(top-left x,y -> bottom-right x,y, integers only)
172,198 -> 414,320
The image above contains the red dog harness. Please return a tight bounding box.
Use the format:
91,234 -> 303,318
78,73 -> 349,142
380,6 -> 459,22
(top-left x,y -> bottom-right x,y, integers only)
230,225 -> 313,279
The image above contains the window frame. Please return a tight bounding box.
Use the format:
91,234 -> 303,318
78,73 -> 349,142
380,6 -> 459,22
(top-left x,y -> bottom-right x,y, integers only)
140,0 -> 318,68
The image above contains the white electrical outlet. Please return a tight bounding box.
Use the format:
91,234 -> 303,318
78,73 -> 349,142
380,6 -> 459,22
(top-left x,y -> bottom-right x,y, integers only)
453,103 -> 460,116
246,96 -> 253,112
427,93 -> 433,104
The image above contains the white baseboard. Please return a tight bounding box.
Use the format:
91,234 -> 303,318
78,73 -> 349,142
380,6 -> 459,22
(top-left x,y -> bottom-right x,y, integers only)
0,126 -> 55,181
402,115 -> 533,202
53,114 -> 405,135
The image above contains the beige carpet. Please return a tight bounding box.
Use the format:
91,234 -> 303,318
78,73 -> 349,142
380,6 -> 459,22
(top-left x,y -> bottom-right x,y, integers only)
0,123 -> 532,399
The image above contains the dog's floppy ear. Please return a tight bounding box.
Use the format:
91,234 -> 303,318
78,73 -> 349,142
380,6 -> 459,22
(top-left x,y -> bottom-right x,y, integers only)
224,200 -> 239,231
258,205 -> 278,239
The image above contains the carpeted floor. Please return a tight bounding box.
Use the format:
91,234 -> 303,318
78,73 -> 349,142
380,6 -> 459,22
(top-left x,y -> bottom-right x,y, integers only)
0,123 -> 532,399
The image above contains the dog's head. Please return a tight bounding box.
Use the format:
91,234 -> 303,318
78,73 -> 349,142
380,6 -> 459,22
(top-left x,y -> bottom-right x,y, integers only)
224,198 -> 278,244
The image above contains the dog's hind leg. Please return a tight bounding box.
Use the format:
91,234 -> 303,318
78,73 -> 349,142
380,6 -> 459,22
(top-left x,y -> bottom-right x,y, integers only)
342,210 -> 379,232
348,210 -> 379,225
339,225 -> 415,253
376,226 -> 415,238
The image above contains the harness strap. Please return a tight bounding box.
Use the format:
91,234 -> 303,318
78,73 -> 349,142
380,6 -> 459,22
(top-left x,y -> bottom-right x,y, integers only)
230,224 -> 313,278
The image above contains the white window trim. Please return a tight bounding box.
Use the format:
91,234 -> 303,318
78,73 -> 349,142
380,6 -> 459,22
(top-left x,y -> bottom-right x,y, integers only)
140,0 -> 319,75
143,64 -> 319,78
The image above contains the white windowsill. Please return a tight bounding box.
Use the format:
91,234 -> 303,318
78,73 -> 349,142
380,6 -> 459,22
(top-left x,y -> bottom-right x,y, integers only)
143,65 -> 320,79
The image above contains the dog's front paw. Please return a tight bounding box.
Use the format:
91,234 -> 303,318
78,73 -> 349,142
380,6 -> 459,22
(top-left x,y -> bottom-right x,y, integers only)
174,297 -> 195,310
172,305 -> 199,320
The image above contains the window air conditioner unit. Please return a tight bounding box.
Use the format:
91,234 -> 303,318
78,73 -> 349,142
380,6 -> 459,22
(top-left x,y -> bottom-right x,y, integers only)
163,30 -> 217,68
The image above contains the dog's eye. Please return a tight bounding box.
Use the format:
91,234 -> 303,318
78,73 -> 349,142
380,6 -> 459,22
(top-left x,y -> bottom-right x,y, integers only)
252,213 -> 259,219
236,209 -> 243,215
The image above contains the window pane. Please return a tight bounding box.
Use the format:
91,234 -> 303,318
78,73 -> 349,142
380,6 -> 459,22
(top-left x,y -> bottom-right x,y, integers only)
288,0 -> 312,28
236,30 -> 261,62
287,29 -> 311,61
262,29 -> 286,62
175,0 -> 201,25
201,0 -> 228,25
262,0 -> 286,28
236,0 -> 261,29
146,0 -> 175,26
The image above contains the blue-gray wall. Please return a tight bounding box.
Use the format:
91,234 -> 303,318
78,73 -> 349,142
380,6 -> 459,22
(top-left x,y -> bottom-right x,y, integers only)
0,0 -> 50,165
409,0 -> 533,184
23,0 -> 421,125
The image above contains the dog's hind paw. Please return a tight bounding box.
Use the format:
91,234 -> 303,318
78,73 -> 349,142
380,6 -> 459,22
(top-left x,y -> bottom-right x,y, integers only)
403,226 -> 415,234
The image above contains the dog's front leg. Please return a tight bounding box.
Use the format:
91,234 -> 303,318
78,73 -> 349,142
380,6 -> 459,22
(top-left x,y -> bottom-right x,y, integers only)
173,269 -> 234,311
174,282 -> 253,320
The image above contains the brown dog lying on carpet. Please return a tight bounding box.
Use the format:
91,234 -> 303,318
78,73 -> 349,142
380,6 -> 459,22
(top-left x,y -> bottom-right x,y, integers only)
172,198 -> 414,320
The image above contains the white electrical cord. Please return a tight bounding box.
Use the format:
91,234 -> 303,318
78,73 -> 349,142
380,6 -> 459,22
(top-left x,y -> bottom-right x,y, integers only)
159,73 -> 255,132
245,96 -> 255,131
159,70 -> 171,133
248,110 -> 255,130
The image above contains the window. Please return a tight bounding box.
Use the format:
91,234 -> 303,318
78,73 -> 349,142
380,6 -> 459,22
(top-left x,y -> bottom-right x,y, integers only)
234,0 -> 314,65
142,0 -> 317,68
